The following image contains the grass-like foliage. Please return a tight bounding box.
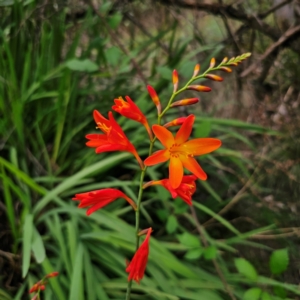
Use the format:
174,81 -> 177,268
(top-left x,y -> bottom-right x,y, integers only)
0,1 -> 299,300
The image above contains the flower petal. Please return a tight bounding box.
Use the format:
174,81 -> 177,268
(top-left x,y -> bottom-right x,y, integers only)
144,150 -> 169,166
181,156 -> 207,180
169,156 -> 183,189
95,144 -> 126,153
175,114 -> 195,144
152,125 -> 174,148
184,138 -> 221,155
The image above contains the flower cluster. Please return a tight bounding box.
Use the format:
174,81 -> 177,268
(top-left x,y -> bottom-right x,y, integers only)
72,53 -> 250,288
29,272 -> 59,300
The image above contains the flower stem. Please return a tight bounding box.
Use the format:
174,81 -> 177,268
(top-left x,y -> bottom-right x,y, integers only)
125,137 -> 156,300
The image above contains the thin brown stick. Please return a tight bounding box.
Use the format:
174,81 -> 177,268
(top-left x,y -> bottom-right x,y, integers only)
259,0 -> 293,19
190,206 -> 237,300
89,1 -> 148,85
240,24 -> 300,77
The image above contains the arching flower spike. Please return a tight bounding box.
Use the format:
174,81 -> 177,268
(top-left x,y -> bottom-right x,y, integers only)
144,114 -> 221,189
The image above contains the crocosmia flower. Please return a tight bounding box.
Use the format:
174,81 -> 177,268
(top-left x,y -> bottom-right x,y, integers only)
144,114 -> 221,189
143,175 -> 197,205
112,96 -> 152,139
73,188 -> 136,215
29,281 -> 45,293
86,110 -> 143,168
126,228 -> 152,284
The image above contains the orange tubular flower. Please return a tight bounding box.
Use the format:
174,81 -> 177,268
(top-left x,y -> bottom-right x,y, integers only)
187,85 -> 211,92
126,228 -> 152,284
164,117 -> 187,128
147,85 -> 161,114
143,175 -> 197,205
73,188 -> 136,215
171,98 -> 199,107
172,69 -> 179,92
86,110 -> 143,169
29,281 -> 45,293
112,96 -> 152,139
144,114 -> 221,189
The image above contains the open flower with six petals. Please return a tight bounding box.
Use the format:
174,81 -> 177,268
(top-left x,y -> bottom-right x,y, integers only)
144,114 -> 221,189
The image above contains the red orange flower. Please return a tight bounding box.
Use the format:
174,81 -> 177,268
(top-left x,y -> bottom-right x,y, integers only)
73,188 -> 136,215
126,228 -> 152,284
143,175 -> 197,205
144,114 -> 221,189
29,281 -> 45,293
112,96 -> 152,139
86,110 -> 143,168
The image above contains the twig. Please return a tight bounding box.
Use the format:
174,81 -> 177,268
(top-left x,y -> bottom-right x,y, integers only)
123,12 -> 171,55
89,1 -> 148,85
190,206 -> 237,300
240,24 -> 300,77
259,0 -> 293,19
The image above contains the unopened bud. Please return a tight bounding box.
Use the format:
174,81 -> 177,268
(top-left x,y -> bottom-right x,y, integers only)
221,57 -> 228,64
209,57 -> 216,68
171,98 -> 199,107
193,64 -> 200,77
45,272 -> 59,278
228,62 -> 238,66
187,85 -> 211,92
172,70 -> 179,92
205,74 -> 223,82
138,227 -> 153,236
147,85 -> 161,114
164,117 -> 187,128
219,66 -> 232,73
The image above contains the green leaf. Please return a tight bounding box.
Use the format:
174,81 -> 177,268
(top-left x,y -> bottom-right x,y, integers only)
261,291 -> 272,300
156,66 -> 172,80
22,214 -> 34,278
177,232 -> 200,248
203,246 -> 217,260
234,258 -> 258,281
194,121 -> 211,138
65,59 -> 98,72
31,227 -> 46,263
108,13 -> 122,29
166,215 -> 178,234
184,248 -> 202,260
269,248 -> 289,275
273,286 -> 287,298
105,46 -> 122,66
243,288 -> 262,300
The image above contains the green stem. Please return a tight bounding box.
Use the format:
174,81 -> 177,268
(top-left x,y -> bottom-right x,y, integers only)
125,138 -> 156,300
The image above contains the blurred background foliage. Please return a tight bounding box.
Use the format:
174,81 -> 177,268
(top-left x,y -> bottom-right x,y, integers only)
0,0 -> 300,299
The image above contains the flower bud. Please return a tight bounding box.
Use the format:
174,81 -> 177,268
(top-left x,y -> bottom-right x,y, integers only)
193,64 -> 200,77
147,85 -> 161,114
45,272 -> 59,278
221,57 -> 228,64
138,228 -> 153,236
163,117 -> 187,128
219,66 -> 232,73
228,62 -> 238,66
209,57 -> 216,68
171,98 -> 199,107
187,85 -> 211,92
204,74 -> 223,82
172,69 -> 178,92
